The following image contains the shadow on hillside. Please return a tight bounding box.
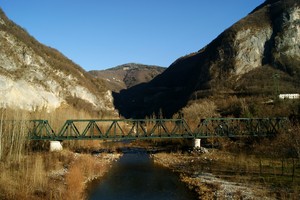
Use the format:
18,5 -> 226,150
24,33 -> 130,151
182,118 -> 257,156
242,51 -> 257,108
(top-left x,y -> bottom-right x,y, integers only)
112,85 -> 191,119
112,52 -> 212,119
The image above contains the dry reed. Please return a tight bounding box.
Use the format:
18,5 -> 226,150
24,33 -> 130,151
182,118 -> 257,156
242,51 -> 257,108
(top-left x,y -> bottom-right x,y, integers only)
0,106 -> 118,199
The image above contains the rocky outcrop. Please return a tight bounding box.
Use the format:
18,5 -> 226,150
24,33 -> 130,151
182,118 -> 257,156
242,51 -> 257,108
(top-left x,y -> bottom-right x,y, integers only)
272,4 -> 300,74
0,9 -> 114,112
113,0 -> 300,118
205,0 -> 300,83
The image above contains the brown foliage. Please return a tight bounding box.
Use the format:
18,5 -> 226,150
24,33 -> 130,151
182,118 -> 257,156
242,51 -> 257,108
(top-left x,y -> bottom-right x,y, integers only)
0,106 -> 119,199
64,165 -> 85,200
181,99 -> 219,130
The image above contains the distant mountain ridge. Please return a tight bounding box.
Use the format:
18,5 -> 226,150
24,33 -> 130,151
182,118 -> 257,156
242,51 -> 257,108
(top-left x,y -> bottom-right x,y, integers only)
1,0 -> 299,118
89,63 -> 165,91
113,0 -> 300,118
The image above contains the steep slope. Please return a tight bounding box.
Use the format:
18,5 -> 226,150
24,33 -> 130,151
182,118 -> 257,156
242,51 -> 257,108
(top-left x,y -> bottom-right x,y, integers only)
89,63 -> 165,92
113,0 -> 300,118
0,9 -> 114,113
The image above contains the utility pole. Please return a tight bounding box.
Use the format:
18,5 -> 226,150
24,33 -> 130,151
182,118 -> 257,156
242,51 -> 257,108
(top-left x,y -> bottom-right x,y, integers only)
273,73 -> 280,99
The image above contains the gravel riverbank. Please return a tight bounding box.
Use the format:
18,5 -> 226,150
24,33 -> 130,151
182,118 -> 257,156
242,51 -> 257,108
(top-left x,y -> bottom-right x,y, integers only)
152,150 -> 276,200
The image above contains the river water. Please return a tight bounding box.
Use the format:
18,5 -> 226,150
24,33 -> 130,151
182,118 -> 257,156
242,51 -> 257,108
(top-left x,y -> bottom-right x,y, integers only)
89,148 -> 197,200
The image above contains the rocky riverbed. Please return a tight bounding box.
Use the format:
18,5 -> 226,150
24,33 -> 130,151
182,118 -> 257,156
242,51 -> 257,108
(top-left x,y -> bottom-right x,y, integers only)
152,150 -> 276,200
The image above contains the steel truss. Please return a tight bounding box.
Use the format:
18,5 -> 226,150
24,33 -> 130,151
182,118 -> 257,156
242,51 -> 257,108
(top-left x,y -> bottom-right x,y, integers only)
27,117 -> 289,140
29,118 -> 194,140
194,117 -> 288,138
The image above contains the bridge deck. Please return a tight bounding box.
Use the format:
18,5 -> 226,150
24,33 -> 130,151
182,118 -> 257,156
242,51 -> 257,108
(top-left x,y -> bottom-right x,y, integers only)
27,117 -> 289,140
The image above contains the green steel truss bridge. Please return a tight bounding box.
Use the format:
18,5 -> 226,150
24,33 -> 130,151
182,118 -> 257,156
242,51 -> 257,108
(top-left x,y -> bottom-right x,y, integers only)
28,117 -> 289,140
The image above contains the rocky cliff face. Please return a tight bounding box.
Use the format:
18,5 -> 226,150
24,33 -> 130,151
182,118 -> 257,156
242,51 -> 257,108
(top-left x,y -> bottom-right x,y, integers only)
232,0 -> 300,77
271,2 -> 300,74
0,9 -> 114,113
113,0 -> 300,118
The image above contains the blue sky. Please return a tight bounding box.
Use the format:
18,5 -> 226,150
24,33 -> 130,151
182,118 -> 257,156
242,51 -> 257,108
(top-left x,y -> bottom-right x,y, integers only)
1,0 -> 265,71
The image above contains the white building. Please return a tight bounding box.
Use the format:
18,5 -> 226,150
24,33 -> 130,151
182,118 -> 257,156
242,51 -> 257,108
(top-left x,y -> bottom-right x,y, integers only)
279,94 -> 300,99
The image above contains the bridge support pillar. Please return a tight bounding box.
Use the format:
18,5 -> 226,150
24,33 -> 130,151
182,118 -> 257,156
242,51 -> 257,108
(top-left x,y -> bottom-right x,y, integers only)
50,141 -> 63,152
194,138 -> 201,148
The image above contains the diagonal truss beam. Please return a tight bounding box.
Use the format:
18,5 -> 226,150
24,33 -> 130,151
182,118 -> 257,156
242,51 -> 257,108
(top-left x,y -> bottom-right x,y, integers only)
28,117 -> 289,140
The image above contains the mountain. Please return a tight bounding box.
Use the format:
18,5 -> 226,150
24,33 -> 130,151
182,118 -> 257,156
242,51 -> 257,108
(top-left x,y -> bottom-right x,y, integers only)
113,0 -> 300,118
0,9 -> 114,113
89,63 -> 165,92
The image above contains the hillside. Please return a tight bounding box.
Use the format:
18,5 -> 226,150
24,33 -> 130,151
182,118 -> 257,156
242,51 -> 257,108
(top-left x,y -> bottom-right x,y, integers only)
89,63 -> 165,92
0,8 -> 114,114
113,0 -> 300,118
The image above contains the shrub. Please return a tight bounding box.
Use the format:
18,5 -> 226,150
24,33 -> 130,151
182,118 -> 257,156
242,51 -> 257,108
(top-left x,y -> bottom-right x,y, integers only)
181,99 -> 220,130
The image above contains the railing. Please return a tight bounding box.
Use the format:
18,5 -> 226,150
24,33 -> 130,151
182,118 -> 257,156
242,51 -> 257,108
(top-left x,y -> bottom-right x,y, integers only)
27,117 -> 289,140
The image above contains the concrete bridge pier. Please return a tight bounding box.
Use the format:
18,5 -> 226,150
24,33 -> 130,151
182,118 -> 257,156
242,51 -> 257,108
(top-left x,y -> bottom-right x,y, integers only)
193,138 -> 201,149
50,141 -> 63,152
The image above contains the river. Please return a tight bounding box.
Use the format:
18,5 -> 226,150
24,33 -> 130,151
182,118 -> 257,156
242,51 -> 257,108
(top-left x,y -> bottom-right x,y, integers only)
88,148 -> 197,200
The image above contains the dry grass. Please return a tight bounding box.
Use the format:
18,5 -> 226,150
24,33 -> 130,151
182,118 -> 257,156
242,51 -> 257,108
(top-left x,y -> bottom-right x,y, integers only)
0,108 -> 29,162
0,149 -> 121,200
64,153 -> 121,200
64,165 -> 85,200
0,107 -> 121,200
0,153 -> 49,199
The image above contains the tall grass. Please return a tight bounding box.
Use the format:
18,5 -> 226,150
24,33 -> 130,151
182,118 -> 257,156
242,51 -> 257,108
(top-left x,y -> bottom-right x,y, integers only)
65,165 -> 85,200
0,106 -> 118,199
0,108 -> 29,162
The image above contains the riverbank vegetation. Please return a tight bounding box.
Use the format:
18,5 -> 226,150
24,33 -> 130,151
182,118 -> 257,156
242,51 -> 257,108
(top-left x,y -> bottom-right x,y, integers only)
1,97 -> 300,199
0,107 -> 120,200
152,97 -> 300,199
152,131 -> 300,199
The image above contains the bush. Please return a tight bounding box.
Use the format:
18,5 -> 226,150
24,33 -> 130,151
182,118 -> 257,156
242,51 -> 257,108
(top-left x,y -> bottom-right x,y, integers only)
181,99 -> 219,130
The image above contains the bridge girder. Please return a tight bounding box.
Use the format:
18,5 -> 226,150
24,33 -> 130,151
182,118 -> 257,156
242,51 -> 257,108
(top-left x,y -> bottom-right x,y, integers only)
27,117 -> 289,141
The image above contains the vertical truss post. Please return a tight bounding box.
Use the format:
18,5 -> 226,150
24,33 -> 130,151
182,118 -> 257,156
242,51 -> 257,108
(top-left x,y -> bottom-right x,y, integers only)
28,117 -> 289,140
